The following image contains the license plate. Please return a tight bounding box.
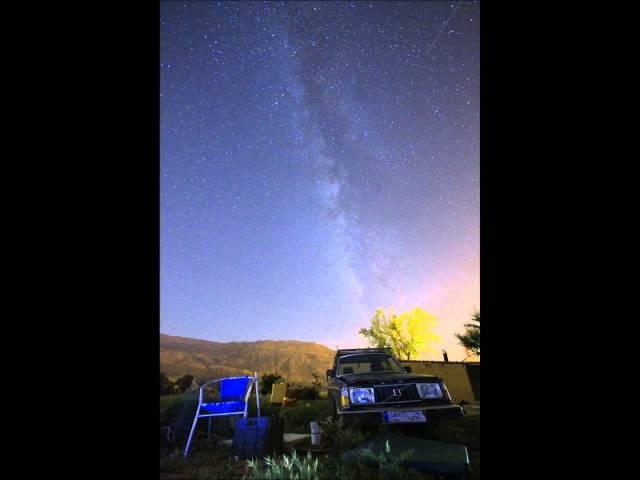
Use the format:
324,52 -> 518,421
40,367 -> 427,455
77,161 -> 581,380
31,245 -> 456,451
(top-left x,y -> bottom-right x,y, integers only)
383,411 -> 426,423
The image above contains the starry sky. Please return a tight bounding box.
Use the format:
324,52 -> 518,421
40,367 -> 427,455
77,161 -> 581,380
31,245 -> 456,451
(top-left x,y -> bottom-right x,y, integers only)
160,1 -> 479,360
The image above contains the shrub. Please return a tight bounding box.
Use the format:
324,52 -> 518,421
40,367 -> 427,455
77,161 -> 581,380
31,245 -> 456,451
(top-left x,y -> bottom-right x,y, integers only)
319,416 -> 369,454
160,372 -> 173,395
311,372 -> 323,390
286,384 -> 320,401
299,387 -> 320,400
430,414 -> 480,451
174,374 -> 194,393
247,394 -> 280,418
245,450 -> 320,480
358,439 -> 414,479
160,392 -> 198,427
160,392 -> 234,443
260,373 -> 285,395
278,399 -> 333,433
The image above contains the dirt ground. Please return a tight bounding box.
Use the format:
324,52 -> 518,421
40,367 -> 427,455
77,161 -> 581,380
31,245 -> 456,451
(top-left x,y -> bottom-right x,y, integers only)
161,444 -> 248,480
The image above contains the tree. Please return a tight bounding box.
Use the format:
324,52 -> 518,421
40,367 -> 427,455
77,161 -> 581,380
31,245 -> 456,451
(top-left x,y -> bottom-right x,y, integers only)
311,372 -> 322,388
311,372 -> 322,393
455,311 -> 480,356
174,374 -> 194,393
260,372 -> 285,395
359,307 -> 440,360
160,372 -> 173,396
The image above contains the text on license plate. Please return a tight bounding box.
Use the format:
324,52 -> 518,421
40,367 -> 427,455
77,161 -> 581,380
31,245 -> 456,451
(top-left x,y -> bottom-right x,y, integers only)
383,411 -> 426,423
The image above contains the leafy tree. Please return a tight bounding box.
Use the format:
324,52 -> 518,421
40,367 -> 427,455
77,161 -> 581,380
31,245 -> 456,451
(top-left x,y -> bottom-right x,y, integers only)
160,372 -> 173,396
287,383 -> 319,400
455,311 -> 480,356
299,386 -> 320,400
174,374 -> 194,392
311,372 -> 322,391
260,372 -> 285,395
359,307 -> 439,360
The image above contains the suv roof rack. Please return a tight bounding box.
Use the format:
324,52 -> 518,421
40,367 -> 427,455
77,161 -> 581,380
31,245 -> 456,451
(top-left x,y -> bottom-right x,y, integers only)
336,348 -> 391,356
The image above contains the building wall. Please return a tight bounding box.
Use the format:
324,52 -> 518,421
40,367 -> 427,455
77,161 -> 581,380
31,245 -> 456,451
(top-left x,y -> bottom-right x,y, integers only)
465,364 -> 480,401
400,361 -> 479,404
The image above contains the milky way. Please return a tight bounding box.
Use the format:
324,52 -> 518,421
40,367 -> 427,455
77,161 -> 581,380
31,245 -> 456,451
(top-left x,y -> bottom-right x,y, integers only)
161,1 -> 479,359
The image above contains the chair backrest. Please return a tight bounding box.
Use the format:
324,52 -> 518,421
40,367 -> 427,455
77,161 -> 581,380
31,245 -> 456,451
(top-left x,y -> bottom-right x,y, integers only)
220,376 -> 252,402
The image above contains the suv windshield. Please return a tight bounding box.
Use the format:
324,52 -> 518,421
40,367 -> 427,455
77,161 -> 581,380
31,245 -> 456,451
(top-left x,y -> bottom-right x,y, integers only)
337,353 -> 406,375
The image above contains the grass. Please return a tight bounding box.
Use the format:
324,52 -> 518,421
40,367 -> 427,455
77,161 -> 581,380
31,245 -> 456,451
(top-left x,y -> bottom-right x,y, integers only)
160,446 -> 247,479
430,415 -> 480,451
429,415 -> 480,480
275,399 -> 334,434
246,450 -> 320,480
161,392 -> 479,479
161,393 -> 334,444
163,443 -> 430,480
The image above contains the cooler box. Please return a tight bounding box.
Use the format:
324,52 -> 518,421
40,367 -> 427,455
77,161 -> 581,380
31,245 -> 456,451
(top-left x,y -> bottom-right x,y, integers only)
232,416 -> 284,459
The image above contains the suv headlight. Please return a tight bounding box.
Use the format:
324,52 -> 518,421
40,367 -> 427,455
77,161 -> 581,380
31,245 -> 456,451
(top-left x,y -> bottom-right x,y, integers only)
416,383 -> 444,399
348,387 -> 375,404
340,387 -> 350,407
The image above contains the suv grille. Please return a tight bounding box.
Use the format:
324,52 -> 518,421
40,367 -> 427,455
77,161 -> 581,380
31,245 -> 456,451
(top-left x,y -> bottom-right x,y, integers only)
374,384 -> 420,403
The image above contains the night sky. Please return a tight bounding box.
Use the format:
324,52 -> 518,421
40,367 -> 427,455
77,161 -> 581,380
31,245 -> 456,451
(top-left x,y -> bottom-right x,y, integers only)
160,1 -> 479,360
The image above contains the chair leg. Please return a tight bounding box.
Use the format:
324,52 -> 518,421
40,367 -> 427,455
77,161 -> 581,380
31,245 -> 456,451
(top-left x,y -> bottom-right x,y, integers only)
255,373 -> 261,417
184,407 -> 200,458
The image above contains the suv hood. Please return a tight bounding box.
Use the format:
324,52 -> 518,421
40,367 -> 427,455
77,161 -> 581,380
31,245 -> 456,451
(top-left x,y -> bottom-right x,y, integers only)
337,372 -> 439,386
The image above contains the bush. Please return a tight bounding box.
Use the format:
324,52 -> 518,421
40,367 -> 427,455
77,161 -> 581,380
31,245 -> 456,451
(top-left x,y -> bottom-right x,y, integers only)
160,392 -> 232,443
278,399 -> 333,433
160,392 -> 198,426
430,414 -> 480,451
320,439 -> 426,480
287,384 -> 320,401
245,394 -> 275,414
359,439 -> 414,479
246,450 -> 320,480
319,416 -> 369,454
160,372 -> 173,395
299,387 -> 320,400
159,394 -> 334,445
311,372 -> 323,390
261,373 -> 285,395
174,374 -> 194,393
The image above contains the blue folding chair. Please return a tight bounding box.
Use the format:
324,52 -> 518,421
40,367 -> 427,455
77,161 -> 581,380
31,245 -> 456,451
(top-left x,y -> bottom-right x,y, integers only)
184,372 -> 260,458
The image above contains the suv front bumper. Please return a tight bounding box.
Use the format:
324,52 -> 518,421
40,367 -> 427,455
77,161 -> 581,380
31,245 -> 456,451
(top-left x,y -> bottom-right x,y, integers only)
337,404 -> 464,425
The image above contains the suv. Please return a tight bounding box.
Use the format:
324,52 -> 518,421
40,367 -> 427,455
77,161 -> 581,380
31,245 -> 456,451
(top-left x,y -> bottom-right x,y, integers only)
327,348 -> 463,426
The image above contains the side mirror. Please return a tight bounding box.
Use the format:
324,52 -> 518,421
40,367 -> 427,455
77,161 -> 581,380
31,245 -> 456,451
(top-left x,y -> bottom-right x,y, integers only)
326,369 -> 335,381
404,366 -> 412,373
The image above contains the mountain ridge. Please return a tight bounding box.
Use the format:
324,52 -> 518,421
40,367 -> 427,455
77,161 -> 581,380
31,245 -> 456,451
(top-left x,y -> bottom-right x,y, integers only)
160,333 -> 335,384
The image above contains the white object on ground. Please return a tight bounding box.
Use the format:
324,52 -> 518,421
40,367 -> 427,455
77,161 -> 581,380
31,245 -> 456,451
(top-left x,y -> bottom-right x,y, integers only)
310,422 -> 322,445
221,433 -> 310,447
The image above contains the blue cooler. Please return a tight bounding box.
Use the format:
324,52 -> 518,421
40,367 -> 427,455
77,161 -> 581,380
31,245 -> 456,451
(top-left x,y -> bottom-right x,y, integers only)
232,416 -> 284,459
